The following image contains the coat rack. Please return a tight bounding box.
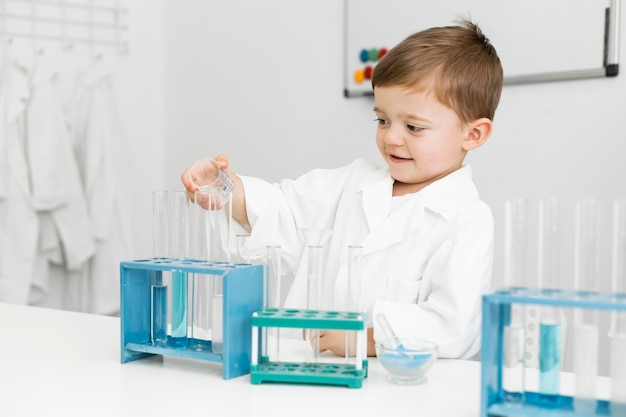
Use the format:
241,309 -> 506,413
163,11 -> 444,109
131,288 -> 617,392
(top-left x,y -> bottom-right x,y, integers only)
0,0 -> 129,54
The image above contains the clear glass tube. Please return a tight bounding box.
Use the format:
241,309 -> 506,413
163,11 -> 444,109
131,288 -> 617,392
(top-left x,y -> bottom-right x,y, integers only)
188,192 -> 210,350
503,199 -> 529,402
306,244 -> 323,363
170,191 -> 189,347
151,284 -> 168,346
572,199 -> 600,413
536,198 -> 563,406
610,199 -> 626,416
211,274 -> 223,354
345,245 -> 363,359
152,190 -> 169,259
263,245 -> 282,361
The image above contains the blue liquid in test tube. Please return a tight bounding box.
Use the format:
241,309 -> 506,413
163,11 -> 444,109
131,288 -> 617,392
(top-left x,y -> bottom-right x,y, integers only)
539,321 -> 561,406
170,270 -> 188,347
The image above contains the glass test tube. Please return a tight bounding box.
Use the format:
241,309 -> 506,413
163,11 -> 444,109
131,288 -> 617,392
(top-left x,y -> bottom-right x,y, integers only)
610,199 -> 626,416
263,245 -> 282,361
345,245 -> 363,360
306,244 -> 323,363
502,199 -> 528,403
572,199 -> 600,414
151,190 -> 169,345
537,198 -> 563,407
170,191 -> 189,348
189,192 -> 211,350
211,274 -> 223,354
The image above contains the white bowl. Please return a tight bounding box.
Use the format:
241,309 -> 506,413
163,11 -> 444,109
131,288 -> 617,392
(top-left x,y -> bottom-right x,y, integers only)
375,338 -> 438,385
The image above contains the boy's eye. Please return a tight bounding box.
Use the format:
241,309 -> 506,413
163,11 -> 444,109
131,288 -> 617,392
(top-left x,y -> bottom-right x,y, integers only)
407,124 -> 423,132
374,117 -> 388,125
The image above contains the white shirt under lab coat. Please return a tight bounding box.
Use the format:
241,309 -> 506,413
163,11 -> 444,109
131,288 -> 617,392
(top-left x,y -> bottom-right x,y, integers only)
239,159 -> 493,359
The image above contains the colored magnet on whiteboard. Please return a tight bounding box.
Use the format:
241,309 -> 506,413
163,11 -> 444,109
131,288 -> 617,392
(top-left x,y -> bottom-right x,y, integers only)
354,69 -> 365,84
364,66 -> 373,80
359,49 -> 369,63
379,48 -> 388,59
369,48 -> 379,62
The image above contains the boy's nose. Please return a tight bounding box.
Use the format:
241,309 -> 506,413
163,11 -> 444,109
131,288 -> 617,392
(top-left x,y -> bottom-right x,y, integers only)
383,127 -> 404,146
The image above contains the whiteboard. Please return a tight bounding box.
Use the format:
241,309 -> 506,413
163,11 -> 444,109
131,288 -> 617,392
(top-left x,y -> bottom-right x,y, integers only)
344,0 -> 620,97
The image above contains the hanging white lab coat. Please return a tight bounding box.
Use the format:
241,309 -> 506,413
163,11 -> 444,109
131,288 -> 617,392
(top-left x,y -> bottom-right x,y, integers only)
239,160 -> 493,359
66,60 -> 134,314
0,61 -> 40,303
0,56 -> 96,306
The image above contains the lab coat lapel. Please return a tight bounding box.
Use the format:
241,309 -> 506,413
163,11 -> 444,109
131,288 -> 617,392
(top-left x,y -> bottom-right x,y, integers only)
359,175 -> 428,256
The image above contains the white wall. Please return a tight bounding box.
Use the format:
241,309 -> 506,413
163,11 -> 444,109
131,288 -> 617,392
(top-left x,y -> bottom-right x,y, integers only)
162,0 -> 626,293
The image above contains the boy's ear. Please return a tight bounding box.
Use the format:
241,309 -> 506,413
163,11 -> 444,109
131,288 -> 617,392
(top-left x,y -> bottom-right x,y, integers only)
462,118 -> 492,151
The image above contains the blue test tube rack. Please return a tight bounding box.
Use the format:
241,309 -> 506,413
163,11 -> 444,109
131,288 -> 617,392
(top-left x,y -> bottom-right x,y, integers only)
250,308 -> 368,388
120,259 -> 263,379
481,287 -> 626,417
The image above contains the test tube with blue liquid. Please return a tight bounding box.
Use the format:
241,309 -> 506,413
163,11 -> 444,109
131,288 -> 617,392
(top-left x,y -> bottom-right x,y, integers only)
151,190 -> 168,346
572,199 -> 601,414
537,197 -> 563,408
170,190 -> 189,348
502,199 -> 529,404
610,199 -> 626,417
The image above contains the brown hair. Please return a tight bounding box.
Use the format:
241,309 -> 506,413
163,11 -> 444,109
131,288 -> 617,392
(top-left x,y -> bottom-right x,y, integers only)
371,19 -> 503,124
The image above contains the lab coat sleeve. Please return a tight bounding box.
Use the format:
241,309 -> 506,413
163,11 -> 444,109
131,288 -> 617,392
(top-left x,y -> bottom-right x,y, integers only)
373,206 -> 494,359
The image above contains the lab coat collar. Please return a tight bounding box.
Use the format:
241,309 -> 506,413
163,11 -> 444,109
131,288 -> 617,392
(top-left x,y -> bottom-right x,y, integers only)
359,165 -> 477,255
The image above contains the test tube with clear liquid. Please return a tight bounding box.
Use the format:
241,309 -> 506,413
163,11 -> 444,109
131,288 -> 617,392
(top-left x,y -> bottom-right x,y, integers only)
169,190 -> 189,348
537,197 -> 563,408
610,199 -> 626,417
572,199 -> 601,414
502,198 -> 529,404
150,190 -> 169,346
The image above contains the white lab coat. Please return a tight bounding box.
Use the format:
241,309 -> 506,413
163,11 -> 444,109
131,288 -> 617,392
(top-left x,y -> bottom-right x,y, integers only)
0,60 -> 39,303
0,56 -> 95,306
240,159 -> 493,359
65,60 -> 134,314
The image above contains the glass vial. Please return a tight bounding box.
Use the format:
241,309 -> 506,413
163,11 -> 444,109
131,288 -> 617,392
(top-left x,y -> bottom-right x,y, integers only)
345,245 -> 363,359
263,245 -> 282,362
170,191 -> 189,347
152,190 -> 169,259
151,284 -> 168,346
537,198 -> 563,407
572,199 -> 601,414
189,192 -> 211,350
610,199 -> 626,416
211,274 -> 223,354
502,199 -> 529,403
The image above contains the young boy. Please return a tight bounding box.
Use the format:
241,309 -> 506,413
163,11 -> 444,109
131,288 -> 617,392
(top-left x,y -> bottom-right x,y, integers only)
181,19 -> 503,359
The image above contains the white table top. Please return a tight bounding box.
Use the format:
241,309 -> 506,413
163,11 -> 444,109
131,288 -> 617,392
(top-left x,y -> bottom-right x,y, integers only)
0,302 -> 482,417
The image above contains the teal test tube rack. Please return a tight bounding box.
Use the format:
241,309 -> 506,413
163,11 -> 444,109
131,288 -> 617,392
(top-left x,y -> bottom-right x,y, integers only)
250,308 -> 368,388
120,259 -> 264,379
481,287 -> 626,417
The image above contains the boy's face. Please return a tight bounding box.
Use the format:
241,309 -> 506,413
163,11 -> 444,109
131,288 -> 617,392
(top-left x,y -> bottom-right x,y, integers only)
373,85 -> 472,195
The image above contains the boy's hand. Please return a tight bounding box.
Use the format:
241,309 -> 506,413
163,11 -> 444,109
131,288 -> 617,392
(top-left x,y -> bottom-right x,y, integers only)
305,330 -> 357,357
